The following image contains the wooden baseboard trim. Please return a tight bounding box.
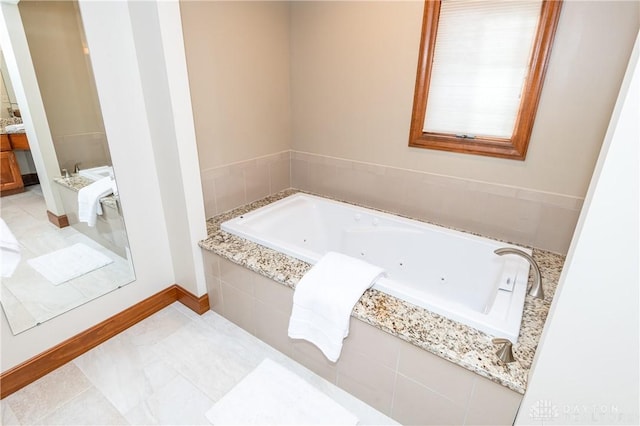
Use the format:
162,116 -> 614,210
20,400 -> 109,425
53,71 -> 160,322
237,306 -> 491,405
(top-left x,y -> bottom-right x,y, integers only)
46,210 -> 69,228
176,285 -> 210,315
0,284 -> 209,399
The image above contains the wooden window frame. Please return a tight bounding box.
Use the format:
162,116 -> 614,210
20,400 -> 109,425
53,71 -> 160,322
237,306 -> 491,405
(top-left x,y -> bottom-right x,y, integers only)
408,0 -> 563,160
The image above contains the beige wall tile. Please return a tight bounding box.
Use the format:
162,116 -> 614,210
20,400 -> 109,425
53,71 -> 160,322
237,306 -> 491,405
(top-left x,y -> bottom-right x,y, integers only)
439,184 -> 487,230
341,319 -> 400,370
334,164 -> 371,207
244,162 -> 270,203
202,152 -> 291,219
219,258 -> 254,295
253,299 -> 292,357
199,171 -> 217,218
534,204 -> 581,254
325,162 -> 352,202
516,187 -> 583,210
344,165 -> 379,208
336,350 -> 395,415
208,259 -> 530,426
205,274 -> 223,314
210,147 -> 582,253
392,374 -> 466,425
268,156 -> 291,193
468,179 -> 519,198
397,340 -> 475,407
400,179 -> 447,225
291,157 -> 309,190
213,169 -> 245,214
201,251 -> 220,279
220,281 -> 255,335
253,272 -> 293,314
368,170 -> 406,214
289,150 -> 582,253
465,376 -> 522,425
289,339 -> 338,384
480,193 -> 542,243
307,160 -> 337,197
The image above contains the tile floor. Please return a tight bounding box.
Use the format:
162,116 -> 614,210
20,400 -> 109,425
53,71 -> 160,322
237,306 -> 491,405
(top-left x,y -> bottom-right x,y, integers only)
0,185 -> 135,334
0,302 -> 396,425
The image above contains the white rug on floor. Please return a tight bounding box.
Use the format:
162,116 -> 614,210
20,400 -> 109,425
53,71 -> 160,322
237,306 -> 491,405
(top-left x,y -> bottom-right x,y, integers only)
28,242 -> 114,285
205,358 -> 359,425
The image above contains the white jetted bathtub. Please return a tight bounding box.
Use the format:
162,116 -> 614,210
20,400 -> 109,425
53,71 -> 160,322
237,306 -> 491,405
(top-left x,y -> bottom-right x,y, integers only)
222,193 -> 531,341
78,165 -> 114,182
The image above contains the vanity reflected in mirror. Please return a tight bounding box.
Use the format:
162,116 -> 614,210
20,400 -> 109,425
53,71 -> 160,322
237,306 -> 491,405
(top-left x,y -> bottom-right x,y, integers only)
0,0 -> 135,335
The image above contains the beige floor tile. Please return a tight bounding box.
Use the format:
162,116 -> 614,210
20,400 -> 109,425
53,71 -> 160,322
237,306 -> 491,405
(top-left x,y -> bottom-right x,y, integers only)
124,374 -> 213,425
4,304 -> 396,426
4,362 -> 93,425
36,387 -> 127,426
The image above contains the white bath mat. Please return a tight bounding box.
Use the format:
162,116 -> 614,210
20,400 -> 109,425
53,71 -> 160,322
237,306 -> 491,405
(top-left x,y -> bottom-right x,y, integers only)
28,242 -> 114,286
205,358 -> 358,425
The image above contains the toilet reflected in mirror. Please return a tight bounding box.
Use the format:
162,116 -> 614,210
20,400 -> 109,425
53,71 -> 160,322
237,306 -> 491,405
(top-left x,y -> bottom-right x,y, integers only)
0,0 -> 135,335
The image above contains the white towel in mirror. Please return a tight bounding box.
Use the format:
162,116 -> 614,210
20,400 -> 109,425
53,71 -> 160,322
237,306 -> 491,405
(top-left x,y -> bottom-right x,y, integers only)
78,177 -> 114,227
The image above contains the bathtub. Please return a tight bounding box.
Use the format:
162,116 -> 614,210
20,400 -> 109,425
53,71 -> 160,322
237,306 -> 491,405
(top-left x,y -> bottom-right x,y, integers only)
78,165 -> 114,182
221,193 -> 531,341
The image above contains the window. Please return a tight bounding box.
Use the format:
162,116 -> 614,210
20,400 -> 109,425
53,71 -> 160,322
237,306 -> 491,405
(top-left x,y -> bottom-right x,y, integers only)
408,0 -> 562,160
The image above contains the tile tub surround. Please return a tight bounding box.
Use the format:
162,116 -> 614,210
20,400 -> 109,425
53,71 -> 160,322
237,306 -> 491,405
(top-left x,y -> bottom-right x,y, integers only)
199,150 -> 291,219
197,150 -> 581,254
202,251 -> 528,424
198,190 -> 564,397
291,151 -> 583,255
54,176 -> 127,258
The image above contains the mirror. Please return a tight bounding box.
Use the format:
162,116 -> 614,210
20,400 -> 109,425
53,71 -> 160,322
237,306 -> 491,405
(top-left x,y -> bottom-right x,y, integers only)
0,53 -> 20,118
0,0 -> 135,335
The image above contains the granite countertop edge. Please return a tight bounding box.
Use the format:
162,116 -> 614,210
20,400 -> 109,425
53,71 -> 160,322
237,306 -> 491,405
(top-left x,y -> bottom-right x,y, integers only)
198,189 -> 564,395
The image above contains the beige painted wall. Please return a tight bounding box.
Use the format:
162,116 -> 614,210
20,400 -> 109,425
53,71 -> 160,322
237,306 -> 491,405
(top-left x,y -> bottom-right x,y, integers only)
19,1 -> 110,171
180,0 -> 291,170
180,0 -> 638,198
290,1 -> 639,198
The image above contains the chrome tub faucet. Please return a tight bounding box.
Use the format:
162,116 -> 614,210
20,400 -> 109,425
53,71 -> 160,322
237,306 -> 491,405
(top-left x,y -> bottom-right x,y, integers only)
494,247 -> 544,300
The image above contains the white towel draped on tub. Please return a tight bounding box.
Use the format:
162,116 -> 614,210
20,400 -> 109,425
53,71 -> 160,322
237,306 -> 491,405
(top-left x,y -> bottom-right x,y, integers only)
288,251 -> 386,362
78,177 -> 114,227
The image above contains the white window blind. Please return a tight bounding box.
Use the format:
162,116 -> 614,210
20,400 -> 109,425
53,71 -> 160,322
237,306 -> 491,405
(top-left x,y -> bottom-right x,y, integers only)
423,0 -> 543,139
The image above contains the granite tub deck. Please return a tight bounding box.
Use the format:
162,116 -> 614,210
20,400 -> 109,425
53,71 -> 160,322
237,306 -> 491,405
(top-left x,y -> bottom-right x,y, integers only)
198,189 -> 564,395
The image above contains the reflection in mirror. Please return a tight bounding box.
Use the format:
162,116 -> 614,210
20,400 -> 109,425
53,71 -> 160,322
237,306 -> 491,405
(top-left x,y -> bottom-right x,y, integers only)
0,52 -> 20,119
0,0 -> 135,335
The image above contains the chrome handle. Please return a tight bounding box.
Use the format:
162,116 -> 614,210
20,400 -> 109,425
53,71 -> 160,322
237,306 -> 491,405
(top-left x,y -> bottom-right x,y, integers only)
492,338 -> 515,363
